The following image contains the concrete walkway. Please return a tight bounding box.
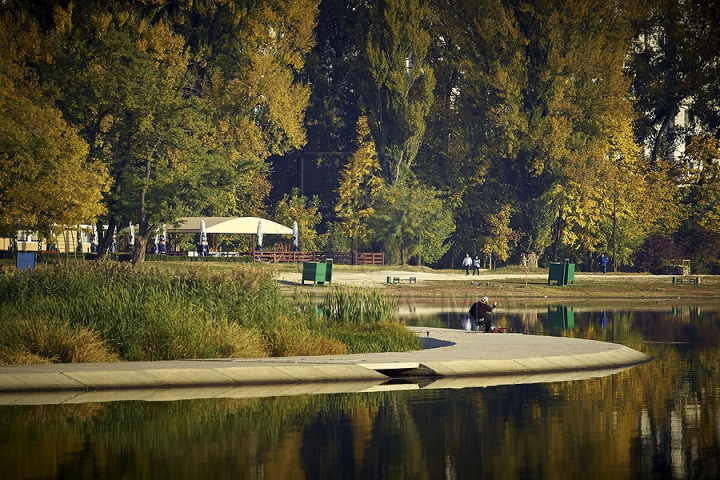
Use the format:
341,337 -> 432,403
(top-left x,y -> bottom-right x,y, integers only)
0,327 -> 652,405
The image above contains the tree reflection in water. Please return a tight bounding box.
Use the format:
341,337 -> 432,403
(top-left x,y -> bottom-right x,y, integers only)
0,306 -> 718,479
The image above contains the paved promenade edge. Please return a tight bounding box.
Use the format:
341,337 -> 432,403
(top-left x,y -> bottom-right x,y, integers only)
0,327 -> 653,405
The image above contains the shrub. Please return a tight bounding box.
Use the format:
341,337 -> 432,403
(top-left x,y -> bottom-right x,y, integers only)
634,235 -> 682,273
673,221 -> 720,273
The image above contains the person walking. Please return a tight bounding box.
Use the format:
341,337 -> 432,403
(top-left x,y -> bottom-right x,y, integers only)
472,255 -> 481,275
599,254 -> 609,275
462,253 -> 473,275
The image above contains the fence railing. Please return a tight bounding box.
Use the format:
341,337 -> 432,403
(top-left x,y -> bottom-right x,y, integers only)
252,251 -> 384,265
1,249 -> 385,266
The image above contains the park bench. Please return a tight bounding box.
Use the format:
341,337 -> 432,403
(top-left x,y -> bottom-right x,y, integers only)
672,276 -> 700,285
393,277 -> 417,284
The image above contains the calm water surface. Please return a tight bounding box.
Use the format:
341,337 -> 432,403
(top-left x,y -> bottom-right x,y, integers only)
1,303 -> 719,479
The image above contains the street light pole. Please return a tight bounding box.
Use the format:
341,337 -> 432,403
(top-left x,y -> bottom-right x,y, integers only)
613,183 -> 617,272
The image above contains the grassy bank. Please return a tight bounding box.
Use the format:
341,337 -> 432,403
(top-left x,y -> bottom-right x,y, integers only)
405,275 -> 720,300
0,262 -> 420,364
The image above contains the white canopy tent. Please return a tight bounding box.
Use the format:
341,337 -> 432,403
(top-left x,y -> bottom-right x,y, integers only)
166,217 -> 293,235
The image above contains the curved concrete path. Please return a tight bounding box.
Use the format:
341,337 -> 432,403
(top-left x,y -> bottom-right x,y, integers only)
0,327 -> 652,405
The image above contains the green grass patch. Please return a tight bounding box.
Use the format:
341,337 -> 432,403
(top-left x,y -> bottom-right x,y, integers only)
327,322 -> 422,354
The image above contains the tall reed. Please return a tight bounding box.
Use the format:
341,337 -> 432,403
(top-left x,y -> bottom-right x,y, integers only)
316,287 -> 421,353
322,287 -> 397,324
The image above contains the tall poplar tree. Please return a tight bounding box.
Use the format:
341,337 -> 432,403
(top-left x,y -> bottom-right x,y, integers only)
335,116 -> 383,252
358,0 -> 436,184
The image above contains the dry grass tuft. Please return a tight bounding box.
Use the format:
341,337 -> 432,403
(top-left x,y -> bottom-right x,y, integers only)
265,323 -> 348,357
0,347 -> 53,365
211,323 -> 269,358
0,319 -> 120,364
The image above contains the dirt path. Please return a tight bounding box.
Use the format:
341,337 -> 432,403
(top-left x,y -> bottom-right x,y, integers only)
275,268 -> 720,300
278,268 -> 672,287
277,268 -> 546,287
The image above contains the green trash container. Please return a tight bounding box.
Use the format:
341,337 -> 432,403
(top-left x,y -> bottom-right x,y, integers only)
564,259 -> 575,285
302,262 -> 327,285
548,262 -> 565,285
548,259 -> 575,286
324,258 -> 333,285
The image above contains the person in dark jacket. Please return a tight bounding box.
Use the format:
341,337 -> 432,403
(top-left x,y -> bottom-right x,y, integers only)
468,296 -> 498,332
599,254 -> 609,274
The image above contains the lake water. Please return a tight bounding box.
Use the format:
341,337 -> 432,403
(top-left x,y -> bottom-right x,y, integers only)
1,302 -> 719,479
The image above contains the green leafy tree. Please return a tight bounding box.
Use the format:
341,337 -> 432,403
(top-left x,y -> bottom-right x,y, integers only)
480,204 -> 518,269
369,182 -> 454,265
680,135 -> 720,234
418,0 -> 644,263
335,116 -> 384,252
323,222 -> 352,252
27,0 -> 319,263
43,7 -> 219,263
558,120 -> 678,269
274,188 -> 322,251
358,0 -> 436,184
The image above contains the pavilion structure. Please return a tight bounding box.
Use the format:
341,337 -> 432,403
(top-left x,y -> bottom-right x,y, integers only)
165,217 -> 292,255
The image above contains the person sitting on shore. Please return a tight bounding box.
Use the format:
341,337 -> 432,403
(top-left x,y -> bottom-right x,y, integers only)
468,296 -> 498,332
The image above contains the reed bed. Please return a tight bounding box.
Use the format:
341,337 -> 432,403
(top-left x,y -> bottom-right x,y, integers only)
316,287 -> 420,353
0,262 -> 420,364
322,287 -> 397,324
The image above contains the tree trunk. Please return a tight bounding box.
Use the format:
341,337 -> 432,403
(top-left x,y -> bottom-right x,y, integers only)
96,216 -> 117,260
97,157 -> 127,260
651,113 -> 673,165
612,187 -> 617,272
132,234 -> 149,264
550,215 -> 562,262
132,157 -> 153,265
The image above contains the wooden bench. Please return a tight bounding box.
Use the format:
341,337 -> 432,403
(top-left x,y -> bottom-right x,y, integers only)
393,277 -> 417,284
672,276 -> 700,285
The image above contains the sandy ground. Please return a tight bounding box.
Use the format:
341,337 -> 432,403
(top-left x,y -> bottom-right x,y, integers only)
275,269 -> 673,288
